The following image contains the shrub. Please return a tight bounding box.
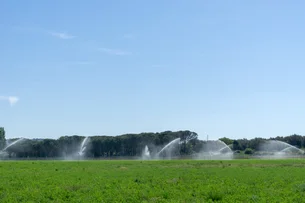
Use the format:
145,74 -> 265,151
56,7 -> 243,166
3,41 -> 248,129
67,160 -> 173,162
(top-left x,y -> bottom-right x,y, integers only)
244,148 -> 254,154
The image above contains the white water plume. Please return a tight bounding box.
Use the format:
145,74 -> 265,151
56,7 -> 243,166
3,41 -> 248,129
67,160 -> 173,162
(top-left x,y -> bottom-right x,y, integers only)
258,140 -> 304,158
78,136 -> 90,156
141,145 -> 151,160
2,138 -> 25,151
156,138 -> 181,158
196,140 -> 233,160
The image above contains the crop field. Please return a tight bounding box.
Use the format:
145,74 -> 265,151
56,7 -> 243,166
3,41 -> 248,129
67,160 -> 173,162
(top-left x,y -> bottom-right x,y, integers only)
1,159 -> 305,202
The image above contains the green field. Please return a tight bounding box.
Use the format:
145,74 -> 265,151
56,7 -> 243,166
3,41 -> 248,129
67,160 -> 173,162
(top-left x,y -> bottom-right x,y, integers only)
1,159 -> 305,202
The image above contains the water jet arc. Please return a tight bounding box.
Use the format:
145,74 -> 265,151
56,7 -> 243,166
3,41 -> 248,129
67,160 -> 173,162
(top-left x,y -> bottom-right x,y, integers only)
78,136 -> 90,156
156,138 -> 181,157
259,140 -> 304,156
2,138 -> 25,151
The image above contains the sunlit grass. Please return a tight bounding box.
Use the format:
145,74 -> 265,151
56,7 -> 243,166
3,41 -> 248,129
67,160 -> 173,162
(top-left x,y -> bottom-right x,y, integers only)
0,159 -> 305,202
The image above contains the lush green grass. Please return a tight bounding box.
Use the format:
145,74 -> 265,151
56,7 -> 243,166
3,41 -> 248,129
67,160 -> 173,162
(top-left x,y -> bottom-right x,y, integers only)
1,159 -> 305,202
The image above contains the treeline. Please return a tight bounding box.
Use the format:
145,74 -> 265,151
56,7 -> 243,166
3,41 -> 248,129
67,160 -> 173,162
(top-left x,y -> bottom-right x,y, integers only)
1,126 -> 305,158
219,134 -> 305,153
1,130 -> 199,158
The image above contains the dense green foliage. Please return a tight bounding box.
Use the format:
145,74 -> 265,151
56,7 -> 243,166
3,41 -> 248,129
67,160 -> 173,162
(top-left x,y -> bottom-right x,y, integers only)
0,127 -> 5,150
3,130 -> 199,158
2,125 -> 305,158
244,148 -> 254,155
219,134 -> 305,151
1,160 -> 305,202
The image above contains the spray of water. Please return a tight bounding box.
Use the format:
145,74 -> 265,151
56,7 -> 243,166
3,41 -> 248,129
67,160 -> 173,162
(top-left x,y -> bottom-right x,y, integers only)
156,138 -> 181,158
141,145 -> 150,160
78,136 -> 90,156
258,140 -> 304,159
0,138 -> 26,159
196,140 -> 233,160
2,138 -> 25,151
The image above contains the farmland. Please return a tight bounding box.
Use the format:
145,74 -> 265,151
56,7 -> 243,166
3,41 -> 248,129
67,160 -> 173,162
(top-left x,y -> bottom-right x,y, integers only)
1,159 -> 305,202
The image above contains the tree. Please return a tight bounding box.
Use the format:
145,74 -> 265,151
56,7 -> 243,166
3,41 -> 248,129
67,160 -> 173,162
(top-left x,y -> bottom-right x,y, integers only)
219,137 -> 233,145
0,127 -> 5,150
248,138 -> 266,151
232,140 -> 240,151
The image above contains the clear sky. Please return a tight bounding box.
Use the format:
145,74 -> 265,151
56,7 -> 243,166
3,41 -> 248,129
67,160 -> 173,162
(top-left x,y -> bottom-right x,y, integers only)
1,0 -> 305,140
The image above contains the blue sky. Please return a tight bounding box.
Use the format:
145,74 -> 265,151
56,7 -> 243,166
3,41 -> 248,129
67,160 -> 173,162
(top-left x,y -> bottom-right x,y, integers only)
1,0 -> 305,140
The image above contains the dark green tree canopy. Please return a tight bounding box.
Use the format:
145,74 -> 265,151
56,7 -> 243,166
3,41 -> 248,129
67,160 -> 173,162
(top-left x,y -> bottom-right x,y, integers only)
0,127 -> 5,150
1,129 -> 304,158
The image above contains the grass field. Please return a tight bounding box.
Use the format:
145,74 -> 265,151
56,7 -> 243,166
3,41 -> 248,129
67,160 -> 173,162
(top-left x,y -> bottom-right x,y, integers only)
1,159 -> 305,202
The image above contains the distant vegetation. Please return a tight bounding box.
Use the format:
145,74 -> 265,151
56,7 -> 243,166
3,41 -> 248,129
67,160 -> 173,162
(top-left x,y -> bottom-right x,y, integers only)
1,129 -> 199,158
1,127 -> 305,158
0,127 -> 5,149
219,134 -> 305,154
